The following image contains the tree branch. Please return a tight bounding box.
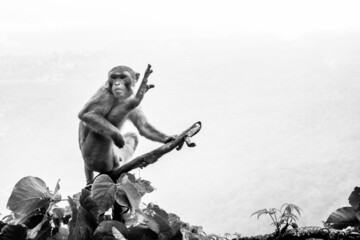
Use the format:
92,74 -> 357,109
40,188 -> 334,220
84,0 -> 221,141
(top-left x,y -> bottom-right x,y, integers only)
107,121 -> 202,181
125,64 -> 153,110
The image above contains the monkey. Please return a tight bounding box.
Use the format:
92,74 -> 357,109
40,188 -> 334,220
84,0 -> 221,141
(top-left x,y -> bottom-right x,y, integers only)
78,65 -> 175,184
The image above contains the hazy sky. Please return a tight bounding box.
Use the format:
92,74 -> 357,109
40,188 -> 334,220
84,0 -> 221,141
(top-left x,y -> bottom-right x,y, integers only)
1,0 -> 360,236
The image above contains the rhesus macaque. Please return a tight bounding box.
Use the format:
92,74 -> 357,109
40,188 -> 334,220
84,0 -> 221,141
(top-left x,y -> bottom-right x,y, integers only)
78,65 -> 174,184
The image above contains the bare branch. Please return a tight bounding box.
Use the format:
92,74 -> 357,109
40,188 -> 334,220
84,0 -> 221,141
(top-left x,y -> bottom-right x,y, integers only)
107,121 -> 202,181
125,64 -> 153,110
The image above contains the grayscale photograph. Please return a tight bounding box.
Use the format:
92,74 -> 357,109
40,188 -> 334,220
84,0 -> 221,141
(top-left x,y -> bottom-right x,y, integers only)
0,1 -> 360,240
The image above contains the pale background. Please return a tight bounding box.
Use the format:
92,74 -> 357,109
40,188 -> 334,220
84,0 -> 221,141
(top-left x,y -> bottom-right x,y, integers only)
1,0 -> 360,236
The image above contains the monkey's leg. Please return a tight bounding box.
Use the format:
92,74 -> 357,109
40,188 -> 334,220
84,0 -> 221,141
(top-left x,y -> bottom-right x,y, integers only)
84,166 -> 94,185
81,130 -> 116,185
114,132 -> 139,166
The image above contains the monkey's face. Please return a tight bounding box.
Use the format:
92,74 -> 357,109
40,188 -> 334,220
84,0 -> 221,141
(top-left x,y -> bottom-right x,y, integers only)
109,71 -> 135,98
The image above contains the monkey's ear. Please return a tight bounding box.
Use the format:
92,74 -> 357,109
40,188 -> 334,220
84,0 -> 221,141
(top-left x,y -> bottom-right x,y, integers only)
135,73 -> 140,82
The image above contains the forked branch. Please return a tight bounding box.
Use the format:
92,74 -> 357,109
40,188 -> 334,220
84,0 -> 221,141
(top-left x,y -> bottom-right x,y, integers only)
125,64 -> 154,110
108,121 -> 202,181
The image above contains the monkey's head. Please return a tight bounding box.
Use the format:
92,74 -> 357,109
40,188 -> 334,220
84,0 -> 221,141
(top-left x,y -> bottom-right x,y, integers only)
106,66 -> 140,98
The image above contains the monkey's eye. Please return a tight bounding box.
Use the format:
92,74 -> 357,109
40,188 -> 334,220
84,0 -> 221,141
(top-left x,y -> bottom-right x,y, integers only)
110,74 -> 128,80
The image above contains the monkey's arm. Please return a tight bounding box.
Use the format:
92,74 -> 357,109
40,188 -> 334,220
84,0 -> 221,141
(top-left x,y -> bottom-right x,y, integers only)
129,107 -> 171,143
78,89 -> 120,140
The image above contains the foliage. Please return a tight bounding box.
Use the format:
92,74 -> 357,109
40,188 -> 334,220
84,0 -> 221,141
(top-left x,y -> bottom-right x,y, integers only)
251,203 -> 301,236
1,174 -> 209,240
325,187 -> 360,231
5,176 -> 360,240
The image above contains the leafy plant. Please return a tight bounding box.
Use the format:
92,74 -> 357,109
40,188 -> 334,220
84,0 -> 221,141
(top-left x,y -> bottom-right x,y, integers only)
1,176 -> 65,240
325,187 -> 360,231
251,203 -> 301,235
1,174 -> 207,240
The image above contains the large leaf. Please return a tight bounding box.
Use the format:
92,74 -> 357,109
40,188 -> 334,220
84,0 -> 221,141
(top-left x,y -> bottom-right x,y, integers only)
117,174 -> 143,214
325,207 -> 359,229
0,224 -> 27,240
126,173 -> 155,195
6,176 -> 57,223
142,204 -> 173,237
114,188 -> 131,209
92,174 -> 117,214
68,189 -> 98,240
349,187 -> 360,211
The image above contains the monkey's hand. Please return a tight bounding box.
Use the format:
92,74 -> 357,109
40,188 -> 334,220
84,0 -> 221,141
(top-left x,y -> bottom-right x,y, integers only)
164,135 -> 177,144
112,132 -> 125,148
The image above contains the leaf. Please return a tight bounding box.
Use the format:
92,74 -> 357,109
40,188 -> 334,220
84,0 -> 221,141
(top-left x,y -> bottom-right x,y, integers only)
349,187 -> 360,211
71,192 -> 81,208
27,215 -> 48,239
123,210 -> 146,227
128,225 -> 159,240
92,220 -> 129,240
6,176 -> 57,223
291,222 -> 299,229
52,207 -> 65,219
117,174 -> 143,214
269,208 -> 280,214
52,179 -> 62,202
180,228 -> 209,240
281,203 -> 302,217
146,203 -> 169,222
53,179 -> 61,196
250,209 -> 269,219
52,226 -> 69,240
31,219 -> 52,240
92,174 -> 117,214
325,207 -> 359,229
114,188 -> 131,209
126,174 -> 155,195
52,207 -> 65,228
2,214 -> 14,223
282,212 -> 299,221
143,204 -> 173,237
113,226 -> 126,240
68,189 -> 98,240
0,224 -> 27,240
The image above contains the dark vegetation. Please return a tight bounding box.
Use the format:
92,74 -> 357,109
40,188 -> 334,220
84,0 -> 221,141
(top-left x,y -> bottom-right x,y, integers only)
2,174 -> 360,240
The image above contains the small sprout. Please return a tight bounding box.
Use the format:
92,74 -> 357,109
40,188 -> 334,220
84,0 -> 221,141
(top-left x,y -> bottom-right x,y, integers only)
251,203 -> 302,236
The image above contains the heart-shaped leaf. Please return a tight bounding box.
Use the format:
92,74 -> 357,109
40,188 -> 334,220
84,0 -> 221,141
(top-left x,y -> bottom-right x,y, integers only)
325,207 -> 359,229
92,175 -> 117,214
6,176 -> 58,223
117,174 -> 143,214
